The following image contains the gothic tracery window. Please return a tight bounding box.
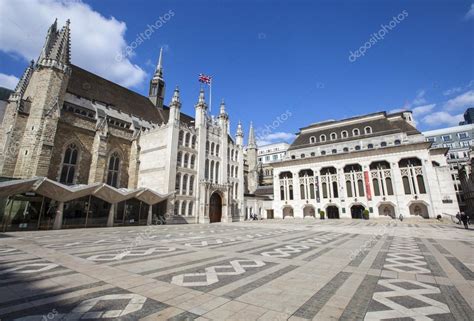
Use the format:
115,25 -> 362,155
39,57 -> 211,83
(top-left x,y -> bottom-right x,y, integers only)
60,143 -> 79,185
106,152 -> 120,187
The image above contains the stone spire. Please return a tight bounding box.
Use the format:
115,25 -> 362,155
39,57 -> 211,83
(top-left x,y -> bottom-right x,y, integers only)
198,87 -> 206,105
37,19 -> 71,73
154,47 -> 164,80
149,47 -> 166,108
236,121 -> 244,146
171,86 -> 180,105
248,122 -> 256,149
11,60 -> 35,100
219,99 -> 226,114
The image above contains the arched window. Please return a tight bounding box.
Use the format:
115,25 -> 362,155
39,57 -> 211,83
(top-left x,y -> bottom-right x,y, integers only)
310,152 -> 315,156
280,186 -> 285,200
184,132 -> 190,147
189,176 -> 194,194
343,147 -> 349,152
310,136 -> 316,144
341,131 -> 348,139
353,128 -> 360,136
357,179 -> 365,196
309,183 -> 315,199
190,155 -> 195,169
321,151 -> 326,156
210,160 -> 215,181
402,176 -> 411,194
174,201 -> 180,215
183,153 -> 189,168
106,152 -> 120,187
175,173 -> 181,192
320,134 -> 326,142
300,184 -> 305,200
394,139 -> 401,145
235,151 -> 238,160
211,142 -> 215,155
215,162 -> 220,182
330,132 -> 337,140
180,201 -> 186,215
381,141 -> 387,147
182,174 -> 188,195
346,180 -> 353,197
386,177 -> 394,195
355,145 -> 361,151
205,160 -> 209,179
301,154 -> 306,158
192,135 -> 196,149
322,182 -> 328,198
188,201 -> 193,216
216,144 -> 220,156
231,150 -> 234,160
59,143 -> 79,185
177,152 -> 182,166
373,178 -> 380,196
332,149 -> 337,154
235,166 -> 239,177
364,126 -> 372,134
206,141 -> 210,154
332,181 -> 339,198
417,175 -> 426,193
368,144 -> 374,149
179,131 -> 184,145
289,185 -> 294,200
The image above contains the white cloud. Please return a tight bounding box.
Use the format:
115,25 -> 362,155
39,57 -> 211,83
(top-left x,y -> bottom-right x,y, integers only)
443,86 -> 462,96
0,0 -> 146,88
465,4 -> 474,19
412,104 -> 435,116
422,111 -> 464,127
256,131 -> 295,146
444,90 -> 474,111
0,73 -> 19,90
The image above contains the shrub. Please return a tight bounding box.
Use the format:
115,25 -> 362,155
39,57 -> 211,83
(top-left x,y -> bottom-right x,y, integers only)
363,209 -> 370,220
319,211 -> 325,219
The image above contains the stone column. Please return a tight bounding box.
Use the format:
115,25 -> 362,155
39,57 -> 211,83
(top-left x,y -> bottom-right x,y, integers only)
147,205 -> 153,225
53,202 -> 64,230
107,203 -> 115,227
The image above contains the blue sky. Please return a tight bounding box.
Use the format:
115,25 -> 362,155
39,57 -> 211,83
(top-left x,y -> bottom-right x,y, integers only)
0,0 -> 473,145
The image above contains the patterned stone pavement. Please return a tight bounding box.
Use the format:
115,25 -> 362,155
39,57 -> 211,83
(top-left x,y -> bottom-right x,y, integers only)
0,219 -> 473,320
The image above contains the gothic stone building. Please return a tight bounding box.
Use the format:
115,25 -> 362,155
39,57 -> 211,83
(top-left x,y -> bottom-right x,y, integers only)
0,20 -> 249,228
271,112 -> 459,219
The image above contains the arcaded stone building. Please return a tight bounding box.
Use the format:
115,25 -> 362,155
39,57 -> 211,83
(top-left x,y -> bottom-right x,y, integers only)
270,112 -> 460,219
0,20 -> 249,229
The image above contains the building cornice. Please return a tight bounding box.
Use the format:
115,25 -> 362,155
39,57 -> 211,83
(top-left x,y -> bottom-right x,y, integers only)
272,142 -> 432,168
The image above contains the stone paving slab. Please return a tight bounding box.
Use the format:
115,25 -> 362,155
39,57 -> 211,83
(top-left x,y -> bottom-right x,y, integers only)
0,219 -> 473,320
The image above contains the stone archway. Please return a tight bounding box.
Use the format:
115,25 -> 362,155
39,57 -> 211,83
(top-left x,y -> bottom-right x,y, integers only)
209,192 -> 222,223
351,205 -> 365,219
378,203 -> 396,219
283,206 -> 294,218
326,206 -> 340,219
303,205 -> 315,218
409,202 -> 429,219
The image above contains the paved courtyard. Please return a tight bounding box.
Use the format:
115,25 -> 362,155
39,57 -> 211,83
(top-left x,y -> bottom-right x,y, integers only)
0,219 -> 473,321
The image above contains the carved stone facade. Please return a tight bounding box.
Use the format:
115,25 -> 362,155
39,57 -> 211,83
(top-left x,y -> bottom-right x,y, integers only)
0,20 -> 247,224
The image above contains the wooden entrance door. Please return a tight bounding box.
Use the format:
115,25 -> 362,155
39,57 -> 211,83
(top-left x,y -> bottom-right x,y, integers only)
209,193 -> 222,223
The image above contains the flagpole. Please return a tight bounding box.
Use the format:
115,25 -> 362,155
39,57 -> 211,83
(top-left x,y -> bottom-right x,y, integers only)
209,81 -> 212,113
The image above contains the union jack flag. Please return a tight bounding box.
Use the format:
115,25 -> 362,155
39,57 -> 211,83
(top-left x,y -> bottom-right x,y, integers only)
198,73 -> 212,85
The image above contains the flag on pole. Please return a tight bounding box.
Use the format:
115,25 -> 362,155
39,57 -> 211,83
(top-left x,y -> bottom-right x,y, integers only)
198,73 -> 212,84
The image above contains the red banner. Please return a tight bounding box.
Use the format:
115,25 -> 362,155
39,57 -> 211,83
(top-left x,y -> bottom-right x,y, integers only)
364,171 -> 372,201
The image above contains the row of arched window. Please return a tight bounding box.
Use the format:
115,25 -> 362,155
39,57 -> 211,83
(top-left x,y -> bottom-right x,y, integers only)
177,152 -> 196,169
292,140 -> 401,159
279,158 -> 426,201
206,141 -> 220,156
205,160 -> 220,183
175,173 -> 195,195
309,126 -> 373,144
59,143 -> 122,188
228,148 -> 239,161
174,200 -> 194,216
178,131 -> 197,149
228,164 -> 239,178
229,182 -> 240,200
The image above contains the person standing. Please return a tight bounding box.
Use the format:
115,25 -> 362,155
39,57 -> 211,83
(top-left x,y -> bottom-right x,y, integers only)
460,212 -> 469,229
